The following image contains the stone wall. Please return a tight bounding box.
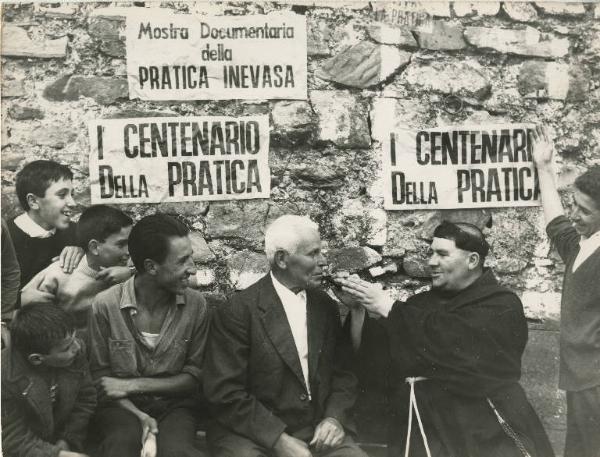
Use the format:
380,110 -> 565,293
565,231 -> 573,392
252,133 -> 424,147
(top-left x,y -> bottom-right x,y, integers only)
2,1 -> 600,452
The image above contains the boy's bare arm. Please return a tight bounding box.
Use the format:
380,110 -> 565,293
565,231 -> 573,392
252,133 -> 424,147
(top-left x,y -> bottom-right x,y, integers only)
531,125 -> 564,225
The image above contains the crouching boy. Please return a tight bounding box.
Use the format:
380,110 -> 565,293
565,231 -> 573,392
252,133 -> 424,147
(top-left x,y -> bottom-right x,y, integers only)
1,304 -> 97,457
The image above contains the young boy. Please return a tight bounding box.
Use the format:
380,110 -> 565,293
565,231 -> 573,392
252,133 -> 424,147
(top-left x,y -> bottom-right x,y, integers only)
1,304 -> 96,457
21,204 -> 134,329
7,160 -> 84,290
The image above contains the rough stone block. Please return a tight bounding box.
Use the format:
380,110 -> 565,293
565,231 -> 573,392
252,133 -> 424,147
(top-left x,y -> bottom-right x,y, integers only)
36,3 -> 79,18
8,104 -> 45,120
10,122 -> 77,149
155,201 -> 210,217
316,41 -> 411,89
420,209 -> 491,240
275,149 -> 350,188
310,91 -> 371,148
414,20 -> 466,50
371,98 -> 431,142
518,61 -> 590,102
402,59 -> 491,100
334,201 -> 387,247
535,2 -> 586,16
418,1 -> 451,17
367,23 -> 418,47
189,232 -> 216,262
227,250 -> 269,290
89,6 -> 129,20
205,200 -> 270,247
453,2 -> 500,17
195,268 -> 216,287
64,76 -> 128,105
100,39 -> 126,58
2,79 -> 26,98
502,2 -> 538,22
327,246 -> 382,273
403,254 -> 430,278
464,26 -> 570,58
1,191 -> 21,220
88,17 -> 124,40
270,101 -> 314,135
307,20 -> 332,56
1,26 -> 68,59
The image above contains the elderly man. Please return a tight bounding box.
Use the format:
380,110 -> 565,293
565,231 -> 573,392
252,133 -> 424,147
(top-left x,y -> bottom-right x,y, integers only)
337,221 -> 554,457
532,126 -> 600,457
204,215 -> 367,457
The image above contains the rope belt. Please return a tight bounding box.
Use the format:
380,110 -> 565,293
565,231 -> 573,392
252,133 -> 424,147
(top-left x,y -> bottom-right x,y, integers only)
405,376 -> 431,457
487,398 -> 532,457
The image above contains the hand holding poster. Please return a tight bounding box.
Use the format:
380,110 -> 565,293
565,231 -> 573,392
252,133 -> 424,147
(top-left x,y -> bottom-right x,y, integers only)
382,124 -> 541,210
88,116 -> 270,204
126,10 -> 307,100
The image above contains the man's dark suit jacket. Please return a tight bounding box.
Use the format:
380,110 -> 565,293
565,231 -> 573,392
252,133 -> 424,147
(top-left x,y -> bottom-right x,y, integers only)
204,273 -> 358,450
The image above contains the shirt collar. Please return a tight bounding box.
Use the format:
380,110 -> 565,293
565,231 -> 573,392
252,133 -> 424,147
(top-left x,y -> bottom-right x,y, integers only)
270,272 -> 307,302
14,213 -> 56,238
579,230 -> 600,253
119,276 -> 186,311
580,229 -> 600,245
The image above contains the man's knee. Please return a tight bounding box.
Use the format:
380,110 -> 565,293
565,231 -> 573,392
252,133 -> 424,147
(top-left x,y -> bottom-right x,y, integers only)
96,431 -> 141,457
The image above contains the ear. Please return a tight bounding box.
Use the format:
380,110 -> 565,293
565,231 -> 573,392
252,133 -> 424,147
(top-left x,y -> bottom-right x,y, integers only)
27,353 -> 44,366
467,252 -> 481,270
26,193 -> 40,211
144,258 -> 158,275
88,239 -> 100,256
273,250 -> 288,270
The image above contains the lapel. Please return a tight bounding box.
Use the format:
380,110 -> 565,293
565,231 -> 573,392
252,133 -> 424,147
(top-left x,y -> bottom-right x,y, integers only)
258,275 -> 306,389
5,350 -> 55,435
307,289 -> 326,386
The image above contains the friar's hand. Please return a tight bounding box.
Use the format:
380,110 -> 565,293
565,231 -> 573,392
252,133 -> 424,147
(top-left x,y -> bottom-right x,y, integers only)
336,276 -> 394,318
531,125 -> 555,171
310,417 -> 345,452
330,272 -> 362,309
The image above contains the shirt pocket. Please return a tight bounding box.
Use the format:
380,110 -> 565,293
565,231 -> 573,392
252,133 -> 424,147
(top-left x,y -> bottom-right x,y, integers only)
108,338 -> 137,376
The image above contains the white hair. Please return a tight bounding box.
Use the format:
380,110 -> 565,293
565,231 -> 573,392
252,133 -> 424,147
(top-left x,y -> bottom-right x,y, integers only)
264,215 -> 319,265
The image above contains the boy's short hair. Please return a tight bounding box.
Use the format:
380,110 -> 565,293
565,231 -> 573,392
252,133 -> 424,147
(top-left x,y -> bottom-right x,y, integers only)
10,304 -> 75,356
16,160 -> 73,211
433,221 -> 490,265
77,205 -> 133,251
128,213 -> 189,272
574,166 -> 600,209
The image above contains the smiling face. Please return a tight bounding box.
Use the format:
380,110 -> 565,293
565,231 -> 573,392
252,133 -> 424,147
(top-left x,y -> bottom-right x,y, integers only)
428,237 -> 479,292
34,332 -> 81,368
94,225 -> 132,268
27,178 -> 75,231
571,189 -> 600,239
278,228 -> 326,291
151,235 -> 197,295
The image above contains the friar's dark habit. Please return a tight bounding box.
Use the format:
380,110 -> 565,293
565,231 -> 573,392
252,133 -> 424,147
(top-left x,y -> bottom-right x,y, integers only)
354,269 -> 555,457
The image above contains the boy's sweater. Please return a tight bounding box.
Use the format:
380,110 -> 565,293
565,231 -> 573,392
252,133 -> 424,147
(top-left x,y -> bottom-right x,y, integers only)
7,216 -> 77,286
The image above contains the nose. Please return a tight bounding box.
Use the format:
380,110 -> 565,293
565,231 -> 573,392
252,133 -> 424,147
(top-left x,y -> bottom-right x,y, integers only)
66,191 -> 76,207
428,253 -> 439,267
185,257 -> 197,275
317,252 -> 327,266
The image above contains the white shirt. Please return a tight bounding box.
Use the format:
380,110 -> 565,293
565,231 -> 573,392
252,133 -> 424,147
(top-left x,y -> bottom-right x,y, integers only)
270,272 -> 311,397
573,230 -> 600,272
14,213 -> 56,238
